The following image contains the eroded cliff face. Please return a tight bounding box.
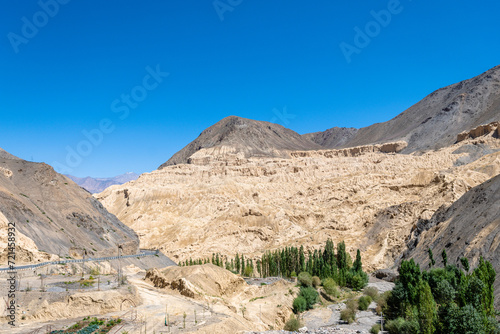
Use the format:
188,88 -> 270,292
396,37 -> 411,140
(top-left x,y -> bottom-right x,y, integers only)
97,134 -> 500,269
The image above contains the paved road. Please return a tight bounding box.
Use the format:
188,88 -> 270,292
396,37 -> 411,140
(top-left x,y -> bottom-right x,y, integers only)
0,249 -> 159,272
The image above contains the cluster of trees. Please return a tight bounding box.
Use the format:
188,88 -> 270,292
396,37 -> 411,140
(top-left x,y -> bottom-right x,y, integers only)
180,253 -> 255,277
384,250 -> 499,334
180,240 -> 368,290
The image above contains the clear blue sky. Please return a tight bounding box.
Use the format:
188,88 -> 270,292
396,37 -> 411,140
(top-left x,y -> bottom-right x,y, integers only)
1,0 -> 499,177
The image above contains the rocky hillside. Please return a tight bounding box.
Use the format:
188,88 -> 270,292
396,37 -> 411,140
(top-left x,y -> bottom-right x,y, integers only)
0,147 -> 20,160
97,132 -> 500,267
66,172 -> 139,194
159,116 -> 322,168
0,150 -> 140,264
303,127 -> 358,148
307,65 -> 500,151
402,174 -> 500,308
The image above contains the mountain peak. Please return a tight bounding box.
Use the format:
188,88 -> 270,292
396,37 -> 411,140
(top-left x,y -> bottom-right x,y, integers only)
0,147 -> 21,160
159,116 -> 322,168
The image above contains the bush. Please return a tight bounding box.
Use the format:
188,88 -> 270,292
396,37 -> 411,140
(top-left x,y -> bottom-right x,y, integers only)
375,291 -> 390,316
340,308 -> 356,324
312,276 -> 321,289
243,266 -> 253,277
292,296 -> 307,314
345,298 -> 358,312
370,324 -> 381,334
298,272 -> 313,287
347,270 -> 369,291
358,295 -> 372,311
363,286 -> 379,300
299,287 -> 319,310
385,317 -> 419,334
284,315 -> 301,331
322,278 -> 339,297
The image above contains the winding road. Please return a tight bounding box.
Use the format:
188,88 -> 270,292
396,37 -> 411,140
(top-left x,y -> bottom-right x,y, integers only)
0,249 -> 160,272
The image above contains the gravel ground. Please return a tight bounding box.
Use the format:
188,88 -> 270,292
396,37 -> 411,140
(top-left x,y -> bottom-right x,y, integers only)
245,278 -> 393,334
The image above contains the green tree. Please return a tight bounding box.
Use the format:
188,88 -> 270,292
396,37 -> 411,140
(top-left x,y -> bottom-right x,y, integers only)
428,248 -> 436,268
473,256 -> 496,317
298,272 -> 313,287
353,249 -> 363,272
299,287 -> 319,310
449,304 -> 485,334
441,249 -> 447,267
299,245 -> 306,273
460,257 -> 470,272
235,253 -> 240,274
241,254 -> 245,275
417,280 -> 436,334
292,296 -> 307,314
337,241 -> 348,271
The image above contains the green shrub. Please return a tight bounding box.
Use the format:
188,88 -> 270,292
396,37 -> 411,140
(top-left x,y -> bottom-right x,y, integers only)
347,270 -> 369,291
345,298 -> 358,312
385,317 -> 419,334
340,308 -> 356,324
243,266 -> 253,277
370,324 -> 381,334
292,296 -> 307,314
375,291 -> 390,315
363,286 -> 379,300
283,315 -> 301,331
358,295 -> 372,311
322,278 -> 339,297
299,287 -> 319,310
298,272 -> 313,287
312,276 -> 321,289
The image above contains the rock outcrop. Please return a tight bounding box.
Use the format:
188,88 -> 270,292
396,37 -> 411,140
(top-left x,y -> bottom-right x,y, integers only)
290,141 -> 407,158
456,121 -> 499,143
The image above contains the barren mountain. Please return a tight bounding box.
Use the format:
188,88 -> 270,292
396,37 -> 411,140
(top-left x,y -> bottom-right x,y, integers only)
303,127 -> 358,148
402,174 -> 500,308
0,147 -> 20,160
0,151 -> 140,264
159,116 -> 322,168
307,65 -> 500,151
66,172 -> 139,194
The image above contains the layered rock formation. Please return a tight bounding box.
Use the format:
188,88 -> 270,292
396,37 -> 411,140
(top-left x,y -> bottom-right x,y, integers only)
456,121 -> 499,143
97,135 -> 500,269
145,264 -> 295,332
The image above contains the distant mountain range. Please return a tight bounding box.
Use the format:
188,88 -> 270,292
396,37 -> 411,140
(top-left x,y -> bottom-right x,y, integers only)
159,65 -> 500,167
66,172 -> 140,194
